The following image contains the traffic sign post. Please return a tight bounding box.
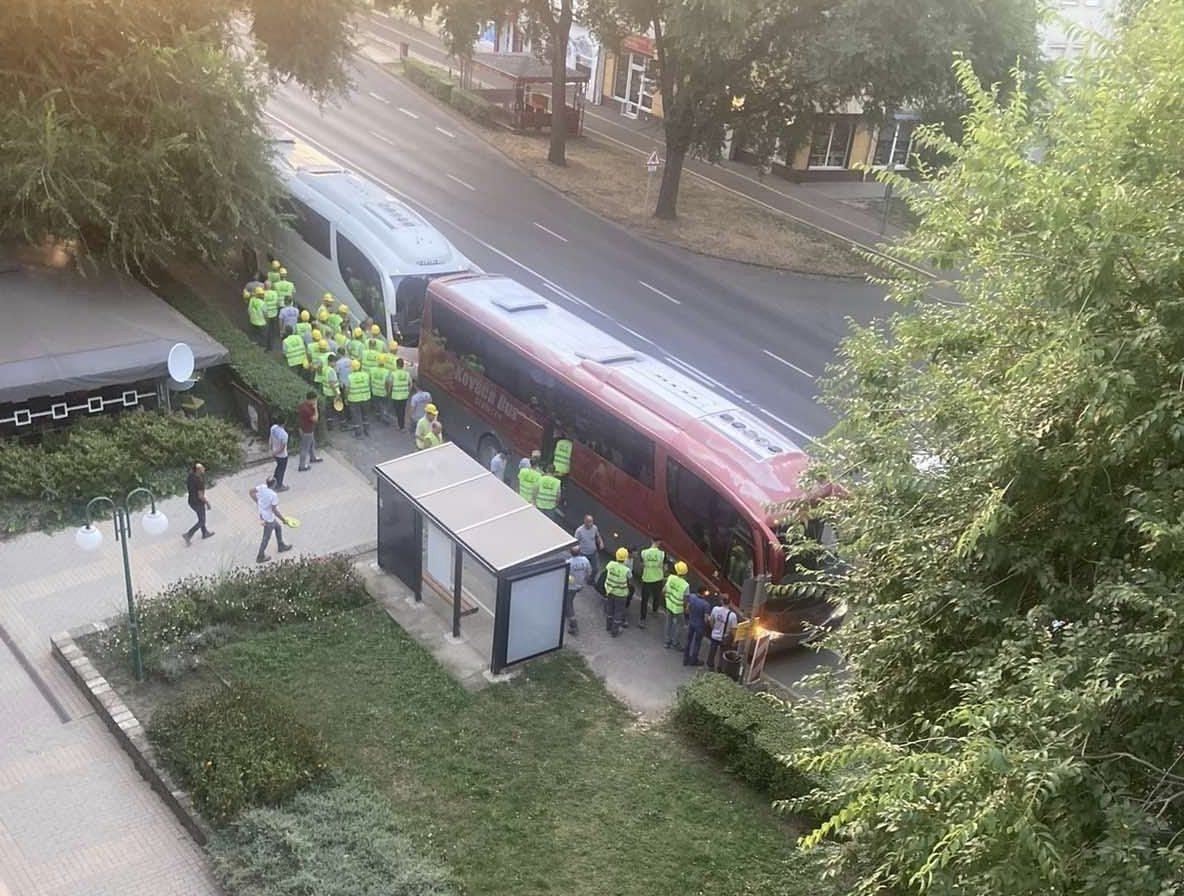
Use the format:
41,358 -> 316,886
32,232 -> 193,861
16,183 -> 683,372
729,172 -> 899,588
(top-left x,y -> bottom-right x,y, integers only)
643,151 -> 661,213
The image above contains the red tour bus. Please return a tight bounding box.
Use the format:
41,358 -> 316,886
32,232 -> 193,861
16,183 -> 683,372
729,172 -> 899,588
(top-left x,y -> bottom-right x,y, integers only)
418,273 -> 844,644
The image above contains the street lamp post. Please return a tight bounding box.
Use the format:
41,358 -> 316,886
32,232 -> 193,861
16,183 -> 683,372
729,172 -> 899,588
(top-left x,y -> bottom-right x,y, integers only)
75,487 -> 169,681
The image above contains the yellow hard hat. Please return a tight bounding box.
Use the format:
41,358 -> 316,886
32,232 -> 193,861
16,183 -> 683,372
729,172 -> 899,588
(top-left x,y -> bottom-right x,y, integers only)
300,310 -> 310,321
254,286 -> 265,295
424,403 -> 438,416
317,340 -> 329,352
351,359 -> 361,371
322,291 -> 333,302
271,260 -> 281,270
615,548 -> 629,562
279,267 -> 287,276
353,327 -> 364,338
370,324 -> 381,336
338,303 -> 348,314
388,339 -> 399,351
311,329 -> 322,341
674,561 -> 688,576
317,309 -> 329,322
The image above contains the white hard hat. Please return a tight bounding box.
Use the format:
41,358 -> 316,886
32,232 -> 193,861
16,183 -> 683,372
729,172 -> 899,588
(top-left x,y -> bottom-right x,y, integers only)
519,458 -> 531,469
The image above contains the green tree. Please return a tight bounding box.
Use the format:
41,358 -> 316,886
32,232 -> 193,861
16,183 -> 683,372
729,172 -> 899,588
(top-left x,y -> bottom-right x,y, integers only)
586,0 -> 1038,220
0,0 -> 358,273
783,2 -> 1184,892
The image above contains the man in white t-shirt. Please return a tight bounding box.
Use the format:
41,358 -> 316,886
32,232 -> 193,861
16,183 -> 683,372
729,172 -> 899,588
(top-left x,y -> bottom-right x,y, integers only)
269,415 -> 290,492
489,449 -> 507,484
705,595 -> 740,672
249,476 -> 293,564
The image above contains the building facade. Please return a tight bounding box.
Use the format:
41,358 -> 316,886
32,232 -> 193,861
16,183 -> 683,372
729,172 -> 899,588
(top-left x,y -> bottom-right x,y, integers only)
1041,0 -> 1117,60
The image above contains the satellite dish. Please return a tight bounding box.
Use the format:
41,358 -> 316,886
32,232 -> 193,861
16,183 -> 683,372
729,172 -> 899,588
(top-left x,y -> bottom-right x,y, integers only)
167,343 -> 195,383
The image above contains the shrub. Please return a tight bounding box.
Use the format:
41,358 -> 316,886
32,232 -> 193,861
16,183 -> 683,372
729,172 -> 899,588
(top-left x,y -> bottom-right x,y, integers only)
0,411 -> 242,533
402,57 -> 454,102
123,554 -> 371,679
672,673 -> 819,802
154,275 -> 308,425
150,684 -> 328,824
449,87 -> 495,126
211,777 -> 458,896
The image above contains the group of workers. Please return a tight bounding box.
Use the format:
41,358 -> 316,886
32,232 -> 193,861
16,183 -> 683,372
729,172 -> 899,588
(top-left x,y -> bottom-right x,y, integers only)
244,261 -> 445,447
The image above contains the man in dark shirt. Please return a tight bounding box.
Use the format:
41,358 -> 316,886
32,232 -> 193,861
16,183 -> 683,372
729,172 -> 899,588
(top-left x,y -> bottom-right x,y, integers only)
296,391 -> 324,471
683,588 -> 713,666
183,462 -> 213,545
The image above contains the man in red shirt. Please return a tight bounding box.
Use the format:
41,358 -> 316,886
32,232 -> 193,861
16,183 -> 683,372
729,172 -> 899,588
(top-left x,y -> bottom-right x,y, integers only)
297,391 -> 324,471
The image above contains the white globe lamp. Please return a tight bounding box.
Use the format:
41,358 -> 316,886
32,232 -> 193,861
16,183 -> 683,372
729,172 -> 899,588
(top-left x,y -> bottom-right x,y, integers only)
141,510 -> 169,537
75,524 -> 103,552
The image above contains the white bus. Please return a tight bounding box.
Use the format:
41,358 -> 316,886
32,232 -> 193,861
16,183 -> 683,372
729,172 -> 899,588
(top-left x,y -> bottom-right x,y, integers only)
250,136 -> 476,344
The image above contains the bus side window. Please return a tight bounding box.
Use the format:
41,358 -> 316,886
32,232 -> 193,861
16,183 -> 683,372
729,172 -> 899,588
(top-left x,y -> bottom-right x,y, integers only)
336,232 -> 384,322
285,197 -> 332,259
666,457 -> 744,575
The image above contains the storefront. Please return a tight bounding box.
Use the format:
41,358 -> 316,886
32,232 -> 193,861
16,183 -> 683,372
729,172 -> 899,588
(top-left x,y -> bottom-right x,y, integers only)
605,34 -> 660,119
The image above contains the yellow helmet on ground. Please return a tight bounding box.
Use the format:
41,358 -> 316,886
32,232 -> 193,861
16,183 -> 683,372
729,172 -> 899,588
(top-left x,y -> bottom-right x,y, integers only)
300,310 -> 310,322
370,324 -> 382,336
615,548 -> 629,562
351,359 -> 361,371
674,561 -> 688,576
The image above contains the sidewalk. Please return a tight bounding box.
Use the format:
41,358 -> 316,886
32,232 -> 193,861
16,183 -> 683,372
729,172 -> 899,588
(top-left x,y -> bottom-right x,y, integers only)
362,11 -> 921,266
0,452 -> 378,896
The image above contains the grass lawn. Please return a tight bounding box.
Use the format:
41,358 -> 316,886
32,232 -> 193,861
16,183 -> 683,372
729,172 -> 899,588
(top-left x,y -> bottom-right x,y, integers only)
202,604 -> 816,896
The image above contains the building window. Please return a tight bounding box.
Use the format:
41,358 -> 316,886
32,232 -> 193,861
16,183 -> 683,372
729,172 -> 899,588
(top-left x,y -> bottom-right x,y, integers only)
808,119 -> 855,168
872,121 -> 916,168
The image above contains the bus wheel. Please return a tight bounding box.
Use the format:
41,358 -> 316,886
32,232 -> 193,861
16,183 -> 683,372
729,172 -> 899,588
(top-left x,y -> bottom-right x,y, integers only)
477,434 -> 502,470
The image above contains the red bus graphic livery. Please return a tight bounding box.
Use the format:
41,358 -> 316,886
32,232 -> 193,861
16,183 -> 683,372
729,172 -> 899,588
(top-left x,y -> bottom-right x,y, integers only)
418,274 -> 841,642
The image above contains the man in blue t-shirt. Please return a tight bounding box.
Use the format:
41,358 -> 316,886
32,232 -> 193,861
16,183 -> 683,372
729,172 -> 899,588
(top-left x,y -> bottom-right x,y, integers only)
683,588 -> 714,667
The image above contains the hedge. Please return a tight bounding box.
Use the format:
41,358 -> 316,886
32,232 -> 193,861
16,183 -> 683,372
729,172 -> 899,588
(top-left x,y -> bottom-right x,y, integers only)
449,87 -> 495,126
402,57 -> 455,102
104,554 -> 371,680
154,274 -> 309,425
211,777 -> 458,896
672,673 -> 820,802
150,684 -> 329,824
0,411 -> 242,535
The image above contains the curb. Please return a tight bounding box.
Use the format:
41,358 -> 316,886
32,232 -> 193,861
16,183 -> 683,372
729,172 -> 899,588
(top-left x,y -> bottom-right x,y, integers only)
50,623 -> 212,846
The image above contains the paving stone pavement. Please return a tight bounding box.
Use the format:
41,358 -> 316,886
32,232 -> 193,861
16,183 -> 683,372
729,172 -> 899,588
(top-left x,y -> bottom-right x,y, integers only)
0,448 -> 380,896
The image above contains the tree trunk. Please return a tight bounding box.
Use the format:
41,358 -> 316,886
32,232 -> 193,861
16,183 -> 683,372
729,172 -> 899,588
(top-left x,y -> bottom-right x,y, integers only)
547,0 -> 574,166
654,143 -> 687,220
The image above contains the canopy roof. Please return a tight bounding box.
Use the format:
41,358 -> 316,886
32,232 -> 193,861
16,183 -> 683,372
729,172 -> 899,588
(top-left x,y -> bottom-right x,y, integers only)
471,52 -> 589,85
0,258 -> 228,404
375,443 -> 574,574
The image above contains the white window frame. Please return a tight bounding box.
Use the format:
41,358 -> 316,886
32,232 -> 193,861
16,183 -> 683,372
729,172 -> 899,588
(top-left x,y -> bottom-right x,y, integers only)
807,120 -> 854,170
871,121 -> 916,170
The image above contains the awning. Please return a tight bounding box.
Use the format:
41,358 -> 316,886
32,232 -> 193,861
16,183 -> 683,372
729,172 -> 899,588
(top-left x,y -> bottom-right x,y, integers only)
375,442 -> 574,574
0,260 -> 228,404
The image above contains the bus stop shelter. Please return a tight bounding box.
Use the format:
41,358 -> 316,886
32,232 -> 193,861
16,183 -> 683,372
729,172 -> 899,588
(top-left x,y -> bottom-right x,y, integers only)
375,443 -> 575,675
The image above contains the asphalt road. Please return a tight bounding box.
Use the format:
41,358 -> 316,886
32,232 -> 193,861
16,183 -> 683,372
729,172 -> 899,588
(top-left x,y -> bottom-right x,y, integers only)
266,57 -> 888,446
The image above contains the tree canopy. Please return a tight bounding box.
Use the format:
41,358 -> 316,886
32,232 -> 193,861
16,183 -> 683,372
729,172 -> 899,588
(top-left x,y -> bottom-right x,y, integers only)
785,1 -> 1184,892
586,0 -> 1039,219
0,0 -> 358,273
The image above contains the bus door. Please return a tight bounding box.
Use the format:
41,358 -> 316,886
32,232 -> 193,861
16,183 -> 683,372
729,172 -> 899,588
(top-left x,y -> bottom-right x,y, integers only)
665,457 -> 758,593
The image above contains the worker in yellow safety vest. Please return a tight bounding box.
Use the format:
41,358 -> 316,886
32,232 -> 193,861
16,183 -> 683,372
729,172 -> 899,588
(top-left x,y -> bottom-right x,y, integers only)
275,267 -> 295,303
282,328 -> 309,375
534,466 -> 562,522
552,434 -> 573,476
414,403 -> 439,450
346,359 -> 371,439
262,281 -> 280,351
370,354 -> 393,424
663,561 -> 691,650
267,259 -> 282,285
347,328 -> 366,361
327,304 -> 343,334
320,358 -> 342,429
517,454 -> 541,503
602,547 -> 632,637
389,356 -> 412,431
295,309 -> 313,344
247,287 -> 267,348
638,536 -> 667,630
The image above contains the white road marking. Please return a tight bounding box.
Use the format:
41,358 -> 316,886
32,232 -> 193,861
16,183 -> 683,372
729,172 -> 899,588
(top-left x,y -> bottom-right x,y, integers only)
435,126 -> 456,139
762,349 -> 815,379
447,173 -> 476,191
367,91 -> 390,104
264,112 -> 820,445
618,324 -> 657,346
533,222 -> 569,243
638,280 -> 681,305
398,107 -> 420,119
369,130 -> 398,147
